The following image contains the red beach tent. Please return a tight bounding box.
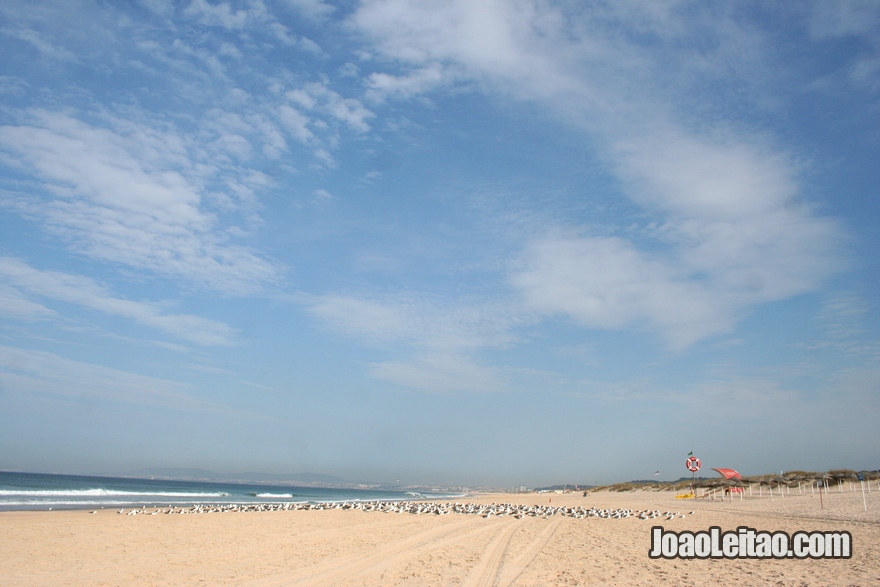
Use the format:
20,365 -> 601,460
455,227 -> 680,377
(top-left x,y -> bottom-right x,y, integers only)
712,468 -> 742,480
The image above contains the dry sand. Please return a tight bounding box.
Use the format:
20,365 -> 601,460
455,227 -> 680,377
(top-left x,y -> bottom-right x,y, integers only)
1,488 -> 878,586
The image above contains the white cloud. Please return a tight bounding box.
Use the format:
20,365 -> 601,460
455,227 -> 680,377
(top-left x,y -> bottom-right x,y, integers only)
338,62 -> 359,78
183,0 -> 258,30
0,111 -> 282,295
313,147 -> 336,168
281,0 -> 335,21
511,235 -> 729,349
0,344 -> 224,411
510,132 -> 842,348
278,104 -> 314,143
353,0 -> 844,350
0,75 -> 27,96
311,188 -> 334,203
808,1 -> 880,93
351,0 -> 578,98
0,257 -> 236,346
611,132 -> 799,221
361,170 -> 382,183
809,0 -> 879,39
805,292 -> 880,359
269,21 -> 297,46
1,26 -> 78,62
305,294 -> 412,345
0,283 -> 56,321
512,128 -> 842,348
286,82 -> 374,133
304,291 -> 524,391
211,133 -> 253,161
365,64 -> 451,102
139,0 -> 173,16
306,293 -> 519,351
368,352 -> 504,393
276,81 -> 374,165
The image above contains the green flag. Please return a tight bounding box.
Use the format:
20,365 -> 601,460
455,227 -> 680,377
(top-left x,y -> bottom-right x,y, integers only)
688,451 -> 693,456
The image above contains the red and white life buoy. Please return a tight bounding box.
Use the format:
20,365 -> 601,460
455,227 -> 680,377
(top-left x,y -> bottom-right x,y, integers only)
686,456 -> 701,472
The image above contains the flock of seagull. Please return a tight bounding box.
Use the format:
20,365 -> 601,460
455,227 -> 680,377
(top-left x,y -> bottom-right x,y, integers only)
110,501 -> 693,521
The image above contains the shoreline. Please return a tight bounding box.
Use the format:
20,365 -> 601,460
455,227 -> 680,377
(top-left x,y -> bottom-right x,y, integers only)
0,492 -> 474,514
2,490 -> 877,586
0,470 -> 471,513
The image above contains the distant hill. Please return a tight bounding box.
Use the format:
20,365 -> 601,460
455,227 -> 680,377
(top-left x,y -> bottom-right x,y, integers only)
236,471 -> 348,485
534,484 -> 594,491
124,468 -> 348,486
627,477 -> 712,484
125,467 -> 220,480
536,476 -> 713,492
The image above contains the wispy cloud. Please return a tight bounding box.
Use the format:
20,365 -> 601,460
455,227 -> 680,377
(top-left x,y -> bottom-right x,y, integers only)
306,292 -> 520,351
0,26 -> 78,62
809,0 -> 880,93
809,0 -> 879,39
0,110 -> 282,295
281,0 -> 335,21
304,292 -> 523,392
365,64 -> 452,103
805,291 -> 880,360
367,352 -> 504,393
353,0 -> 845,350
513,131 -> 842,348
183,0 -> 264,30
511,235 -> 731,349
0,257 -> 236,346
285,82 -> 375,134
0,283 -> 56,321
0,344 -> 219,411
311,188 -> 334,203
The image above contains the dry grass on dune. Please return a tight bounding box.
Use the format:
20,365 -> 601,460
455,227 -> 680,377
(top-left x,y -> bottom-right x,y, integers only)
591,467 -> 879,494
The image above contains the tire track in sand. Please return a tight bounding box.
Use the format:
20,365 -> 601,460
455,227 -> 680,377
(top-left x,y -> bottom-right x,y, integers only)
494,517 -> 562,587
246,516 -> 493,587
461,518 -> 523,587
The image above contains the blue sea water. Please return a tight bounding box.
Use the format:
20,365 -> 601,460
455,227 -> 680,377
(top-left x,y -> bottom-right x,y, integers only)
0,471 -> 455,511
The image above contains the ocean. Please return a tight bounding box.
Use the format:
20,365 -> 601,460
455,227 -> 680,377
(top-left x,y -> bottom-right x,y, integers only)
0,471 -> 458,511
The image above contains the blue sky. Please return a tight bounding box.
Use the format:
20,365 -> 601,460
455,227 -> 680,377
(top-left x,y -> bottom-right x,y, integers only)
0,0 -> 877,487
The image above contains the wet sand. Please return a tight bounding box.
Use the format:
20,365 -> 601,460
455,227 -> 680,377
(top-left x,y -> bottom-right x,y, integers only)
1,489 -> 878,586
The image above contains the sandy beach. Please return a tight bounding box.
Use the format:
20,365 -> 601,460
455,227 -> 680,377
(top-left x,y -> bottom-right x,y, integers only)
1,489 -> 878,586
